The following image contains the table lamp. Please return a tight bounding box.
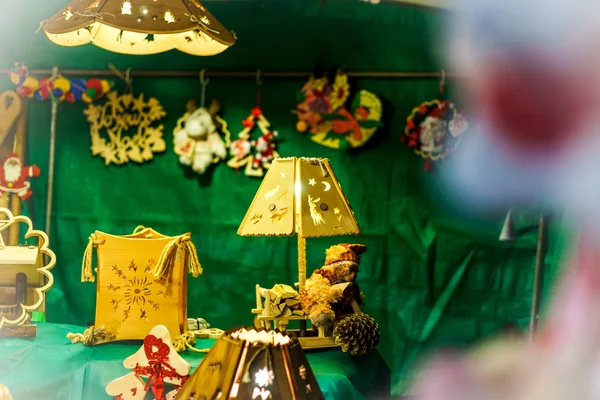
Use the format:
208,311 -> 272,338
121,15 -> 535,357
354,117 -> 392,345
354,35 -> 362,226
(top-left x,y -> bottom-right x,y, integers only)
175,328 -> 324,400
41,0 -> 236,56
239,157 -> 360,347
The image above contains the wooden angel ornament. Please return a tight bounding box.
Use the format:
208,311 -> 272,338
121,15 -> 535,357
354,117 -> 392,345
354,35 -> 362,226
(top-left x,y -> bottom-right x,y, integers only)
227,108 -> 279,177
106,325 -> 190,400
173,99 -> 231,174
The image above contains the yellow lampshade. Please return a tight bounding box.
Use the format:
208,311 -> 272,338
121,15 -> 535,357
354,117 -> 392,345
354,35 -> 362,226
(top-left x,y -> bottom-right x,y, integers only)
41,0 -> 235,56
238,157 -> 361,238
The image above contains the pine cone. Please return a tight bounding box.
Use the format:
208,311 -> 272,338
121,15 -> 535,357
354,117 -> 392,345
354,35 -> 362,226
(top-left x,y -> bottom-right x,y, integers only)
333,314 -> 380,355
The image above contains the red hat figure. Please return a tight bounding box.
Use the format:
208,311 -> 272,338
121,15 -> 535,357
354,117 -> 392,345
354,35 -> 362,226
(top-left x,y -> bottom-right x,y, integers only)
252,131 -> 278,169
0,153 -> 40,200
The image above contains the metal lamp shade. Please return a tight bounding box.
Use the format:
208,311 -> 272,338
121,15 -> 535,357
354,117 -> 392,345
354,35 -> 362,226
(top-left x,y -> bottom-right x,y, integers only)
41,0 -> 236,56
176,328 -> 324,400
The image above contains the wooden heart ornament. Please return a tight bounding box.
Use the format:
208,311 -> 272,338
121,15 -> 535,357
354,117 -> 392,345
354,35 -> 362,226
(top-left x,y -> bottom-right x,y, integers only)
144,334 -> 170,362
0,91 -> 23,147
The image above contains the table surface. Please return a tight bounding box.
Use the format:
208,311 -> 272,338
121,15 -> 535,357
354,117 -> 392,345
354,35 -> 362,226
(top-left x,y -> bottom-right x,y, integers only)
0,323 -> 390,400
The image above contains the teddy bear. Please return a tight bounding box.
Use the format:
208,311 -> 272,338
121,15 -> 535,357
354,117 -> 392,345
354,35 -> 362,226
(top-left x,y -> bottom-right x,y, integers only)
174,99 -> 228,174
300,243 -> 367,328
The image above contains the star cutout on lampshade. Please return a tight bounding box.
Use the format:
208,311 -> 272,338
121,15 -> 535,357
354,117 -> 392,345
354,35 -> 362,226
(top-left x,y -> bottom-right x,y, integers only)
41,0 -> 236,56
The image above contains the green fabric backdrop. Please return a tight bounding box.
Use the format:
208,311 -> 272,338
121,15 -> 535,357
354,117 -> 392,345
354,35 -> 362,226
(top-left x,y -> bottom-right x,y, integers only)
0,0 -> 571,396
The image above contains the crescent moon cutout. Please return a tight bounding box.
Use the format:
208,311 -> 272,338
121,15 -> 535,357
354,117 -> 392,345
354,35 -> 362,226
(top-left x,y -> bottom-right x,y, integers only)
322,181 -> 331,191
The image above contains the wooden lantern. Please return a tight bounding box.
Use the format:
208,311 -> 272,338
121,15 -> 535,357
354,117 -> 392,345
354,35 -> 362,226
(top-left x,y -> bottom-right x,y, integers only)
77,226 -> 202,345
176,328 -> 324,400
41,0 -> 236,56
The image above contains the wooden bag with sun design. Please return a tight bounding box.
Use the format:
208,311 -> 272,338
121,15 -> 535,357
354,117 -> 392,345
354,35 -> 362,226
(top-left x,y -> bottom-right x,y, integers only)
76,226 -> 202,345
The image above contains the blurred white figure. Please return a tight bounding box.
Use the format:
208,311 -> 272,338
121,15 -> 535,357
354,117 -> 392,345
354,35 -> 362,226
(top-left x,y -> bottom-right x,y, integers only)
414,1 -> 600,398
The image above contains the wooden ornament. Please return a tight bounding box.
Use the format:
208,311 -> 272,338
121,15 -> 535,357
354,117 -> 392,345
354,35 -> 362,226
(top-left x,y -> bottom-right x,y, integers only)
173,99 -> 231,174
106,325 -> 190,400
0,153 -> 41,201
0,92 -> 23,146
227,108 -> 279,178
295,72 -> 383,150
0,208 -> 56,338
84,91 -> 167,165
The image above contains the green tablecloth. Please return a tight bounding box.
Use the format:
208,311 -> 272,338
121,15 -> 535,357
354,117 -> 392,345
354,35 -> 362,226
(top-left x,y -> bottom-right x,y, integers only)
0,324 -> 390,400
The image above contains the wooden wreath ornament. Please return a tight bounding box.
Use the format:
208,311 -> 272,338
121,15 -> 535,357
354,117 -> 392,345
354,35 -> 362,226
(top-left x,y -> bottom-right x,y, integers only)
403,99 -> 469,170
84,91 -> 167,165
295,72 -> 383,150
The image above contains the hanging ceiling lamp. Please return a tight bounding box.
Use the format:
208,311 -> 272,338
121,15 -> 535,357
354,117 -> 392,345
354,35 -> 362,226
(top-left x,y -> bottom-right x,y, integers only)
41,0 -> 236,56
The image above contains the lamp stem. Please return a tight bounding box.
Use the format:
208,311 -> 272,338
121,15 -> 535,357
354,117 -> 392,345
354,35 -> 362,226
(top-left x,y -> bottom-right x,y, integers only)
298,235 -> 307,290
298,235 -> 307,337
529,213 -> 549,341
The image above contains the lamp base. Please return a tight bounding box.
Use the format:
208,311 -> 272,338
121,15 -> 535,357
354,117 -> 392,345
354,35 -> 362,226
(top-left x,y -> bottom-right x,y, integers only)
253,313 -> 341,350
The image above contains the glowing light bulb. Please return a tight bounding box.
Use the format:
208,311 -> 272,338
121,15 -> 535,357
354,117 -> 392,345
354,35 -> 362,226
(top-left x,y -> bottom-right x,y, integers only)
121,1 -> 132,15
164,10 -> 175,23
255,368 -> 274,387
140,5 -> 149,15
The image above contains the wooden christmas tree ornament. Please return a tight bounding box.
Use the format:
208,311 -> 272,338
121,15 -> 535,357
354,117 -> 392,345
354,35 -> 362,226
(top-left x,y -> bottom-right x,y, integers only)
227,108 -> 279,178
176,328 -> 324,400
0,208 -> 56,338
84,91 -> 167,165
69,226 -> 202,345
106,325 -> 191,400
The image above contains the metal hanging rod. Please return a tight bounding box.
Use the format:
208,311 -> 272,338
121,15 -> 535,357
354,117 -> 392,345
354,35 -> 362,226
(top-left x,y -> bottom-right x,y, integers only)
0,68 -> 459,79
